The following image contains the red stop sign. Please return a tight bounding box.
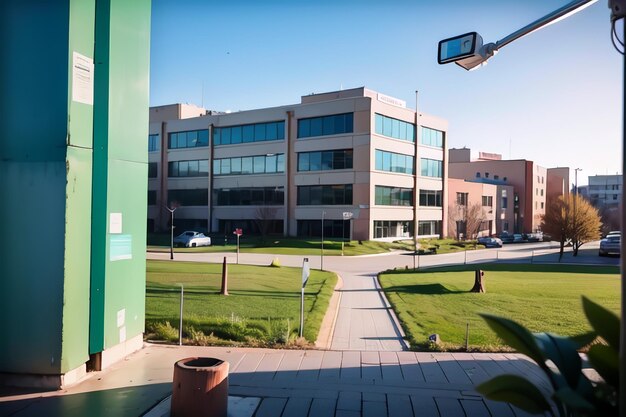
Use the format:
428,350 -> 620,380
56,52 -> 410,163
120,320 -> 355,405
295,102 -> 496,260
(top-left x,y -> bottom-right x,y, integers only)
234,228 -> 243,236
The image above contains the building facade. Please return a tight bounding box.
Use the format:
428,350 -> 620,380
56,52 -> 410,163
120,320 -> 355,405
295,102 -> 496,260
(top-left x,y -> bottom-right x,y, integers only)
148,87 -> 448,241
587,174 -> 622,207
448,149 -> 565,234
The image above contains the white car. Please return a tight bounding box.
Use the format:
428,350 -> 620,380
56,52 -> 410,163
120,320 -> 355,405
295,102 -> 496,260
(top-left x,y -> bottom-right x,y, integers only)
173,231 -> 211,248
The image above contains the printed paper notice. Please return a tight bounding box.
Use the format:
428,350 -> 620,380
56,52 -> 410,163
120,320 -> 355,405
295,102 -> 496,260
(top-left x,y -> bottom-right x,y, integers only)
72,52 -> 94,105
110,235 -> 132,261
110,213 -> 122,234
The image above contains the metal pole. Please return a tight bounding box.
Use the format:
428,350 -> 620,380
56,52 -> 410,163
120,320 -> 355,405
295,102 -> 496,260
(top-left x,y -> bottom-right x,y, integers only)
299,287 -> 305,338
465,323 -> 470,351
179,284 -> 184,346
342,220 -> 345,256
321,211 -> 325,271
236,234 -> 240,264
170,209 -> 174,260
620,20 -> 626,415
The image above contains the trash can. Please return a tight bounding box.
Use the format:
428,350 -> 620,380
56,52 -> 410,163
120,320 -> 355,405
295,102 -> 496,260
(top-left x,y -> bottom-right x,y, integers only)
171,357 -> 229,417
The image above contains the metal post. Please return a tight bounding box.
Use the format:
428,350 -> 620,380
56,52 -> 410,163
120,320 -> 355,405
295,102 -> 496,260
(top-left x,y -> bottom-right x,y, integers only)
620,21 -> 626,414
179,284 -> 184,346
342,220 -> 345,256
299,287 -> 305,338
166,206 -> 177,260
236,234 -> 240,264
321,211 -> 325,271
465,323 -> 470,351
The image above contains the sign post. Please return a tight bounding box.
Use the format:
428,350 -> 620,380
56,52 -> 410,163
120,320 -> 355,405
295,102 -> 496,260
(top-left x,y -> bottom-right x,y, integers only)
342,212 -> 353,256
300,258 -> 310,338
233,228 -> 242,264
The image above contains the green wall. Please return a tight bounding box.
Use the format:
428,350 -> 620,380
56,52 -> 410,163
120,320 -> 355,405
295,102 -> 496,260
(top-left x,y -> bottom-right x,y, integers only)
0,0 -> 150,378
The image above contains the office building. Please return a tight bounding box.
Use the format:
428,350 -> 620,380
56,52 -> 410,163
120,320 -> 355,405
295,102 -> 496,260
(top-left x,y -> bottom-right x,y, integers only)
148,87 -> 449,241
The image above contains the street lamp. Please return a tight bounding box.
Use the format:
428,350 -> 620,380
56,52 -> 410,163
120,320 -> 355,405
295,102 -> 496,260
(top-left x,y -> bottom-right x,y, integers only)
438,0 -> 598,70
573,168 -> 582,253
165,205 -> 177,260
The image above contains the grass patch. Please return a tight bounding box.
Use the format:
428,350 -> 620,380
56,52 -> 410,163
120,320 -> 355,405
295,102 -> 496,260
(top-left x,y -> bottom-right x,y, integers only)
379,263 -> 620,351
145,260 -> 337,346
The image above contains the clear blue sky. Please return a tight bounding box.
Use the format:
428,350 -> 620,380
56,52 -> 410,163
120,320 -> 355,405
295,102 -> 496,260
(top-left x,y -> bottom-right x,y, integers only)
150,0 -> 623,185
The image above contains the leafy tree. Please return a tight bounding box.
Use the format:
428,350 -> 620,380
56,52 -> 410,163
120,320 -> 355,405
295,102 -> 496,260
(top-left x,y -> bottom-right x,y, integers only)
541,194 -> 602,258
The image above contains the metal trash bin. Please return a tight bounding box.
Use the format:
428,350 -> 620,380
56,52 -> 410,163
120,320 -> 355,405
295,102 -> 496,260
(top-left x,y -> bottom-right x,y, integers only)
171,357 -> 229,417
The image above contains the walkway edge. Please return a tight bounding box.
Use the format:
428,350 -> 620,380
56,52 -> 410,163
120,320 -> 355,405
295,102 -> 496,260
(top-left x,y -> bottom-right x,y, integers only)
314,273 -> 344,350
374,273 -> 410,350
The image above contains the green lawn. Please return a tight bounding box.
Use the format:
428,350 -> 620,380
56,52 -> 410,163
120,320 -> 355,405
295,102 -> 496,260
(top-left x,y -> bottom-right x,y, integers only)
146,260 -> 337,346
379,263 -> 620,351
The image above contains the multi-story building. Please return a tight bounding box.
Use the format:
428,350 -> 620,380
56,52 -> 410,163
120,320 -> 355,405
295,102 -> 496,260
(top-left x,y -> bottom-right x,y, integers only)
587,174 -> 622,207
148,87 -> 448,241
447,178 -> 514,238
448,148 -> 566,234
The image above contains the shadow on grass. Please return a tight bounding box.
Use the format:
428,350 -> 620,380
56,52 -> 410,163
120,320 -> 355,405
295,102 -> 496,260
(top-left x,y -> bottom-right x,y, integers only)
383,263 -> 619,275
384,283 -> 465,295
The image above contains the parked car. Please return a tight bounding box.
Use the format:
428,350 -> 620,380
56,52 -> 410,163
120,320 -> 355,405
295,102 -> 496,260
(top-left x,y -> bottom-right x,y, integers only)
477,237 -> 503,248
526,232 -> 543,242
606,230 -> 621,238
599,235 -> 620,257
513,234 -> 525,243
499,232 -> 514,243
173,231 -> 212,248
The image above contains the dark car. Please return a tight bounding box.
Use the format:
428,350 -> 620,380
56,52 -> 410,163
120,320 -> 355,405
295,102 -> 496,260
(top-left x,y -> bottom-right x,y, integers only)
499,232 -> 514,243
477,237 -> 503,248
599,234 -> 620,257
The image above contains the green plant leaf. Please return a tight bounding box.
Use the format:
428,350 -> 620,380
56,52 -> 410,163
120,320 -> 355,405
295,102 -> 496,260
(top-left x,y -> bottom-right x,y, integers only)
568,331 -> 597,350
553,386 -> 595,411
534,332 -> 581,389
476,374 -> 552,414
480,314 -> 545,365
582,296 -> 620,350
587,344 -> 619,388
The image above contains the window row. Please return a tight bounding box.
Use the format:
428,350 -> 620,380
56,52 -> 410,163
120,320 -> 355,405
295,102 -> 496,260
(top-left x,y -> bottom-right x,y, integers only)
298,149 -> 353,172
375,186 -> 413,206
418,220 -> 442,236
420,158 -> 443,178
214,121 -> 285,146
374,114 -> 415,142
375,149 -> 414,175
297,185 -> 353,205
149,134 -> 159,152
168,160 -> 209,177
213,154 -> 285,176
482,196 -> 493,207
298,113 -> 353,138
457,192 -> 468,206
168,130 -> 209,149
420,127 -> 444,148
213,187 -> 284,206
297,219 -> 350,239
167,189 -> 208,206
148,162 -> 158,178
419,190 -> 442,207
374,220 -> 413,238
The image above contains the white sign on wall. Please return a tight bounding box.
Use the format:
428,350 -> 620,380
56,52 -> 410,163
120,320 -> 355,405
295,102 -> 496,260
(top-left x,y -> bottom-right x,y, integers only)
72,52 -> 94,105
377,93 -> 406,108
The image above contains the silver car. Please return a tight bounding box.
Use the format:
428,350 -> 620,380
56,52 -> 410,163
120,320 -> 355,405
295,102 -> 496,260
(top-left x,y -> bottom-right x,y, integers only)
173,231 -> 212,248
599,234 -> 620,256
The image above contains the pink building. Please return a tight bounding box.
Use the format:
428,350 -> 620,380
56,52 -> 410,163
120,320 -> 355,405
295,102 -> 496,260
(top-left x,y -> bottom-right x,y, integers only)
448,148 -> 567,234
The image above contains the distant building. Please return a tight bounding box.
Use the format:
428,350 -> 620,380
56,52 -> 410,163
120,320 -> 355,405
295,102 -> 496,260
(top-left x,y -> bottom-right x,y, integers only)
448,148 -> 567,234
149,87 -> 449,241
587,174 -> 622,207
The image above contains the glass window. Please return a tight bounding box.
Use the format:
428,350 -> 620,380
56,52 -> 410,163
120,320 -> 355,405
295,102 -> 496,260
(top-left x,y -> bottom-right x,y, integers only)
277,121 -> 285,139
178,161 -> 189,177
254,124 -> 266,141
198,130 -> 208,146
375,114 -> 415,142
277,154 -> 285,172
298,119 -> 310,138
266,123 -> 277,141
231,126 -> 242,144
213,160 -> 220,175
199,160 -> 209,176
310,152 -> 321,171
148,162 -> 158,178
310,118 -> 323,137
230,158 -> 241,174
297,185 -> 352,205
188,160 -> 199,176
187,130 -> 198,147
242,125 -> 254,143
322,151 -> 333,170
214,128 -> 221,145
253,156 -> 265,173
221,159 -> 230,175
242,157 -> 253,174
266,155 -> 277,173
221,128 -> 231,145
298,113 -> 353,138
323,116 -> 335,135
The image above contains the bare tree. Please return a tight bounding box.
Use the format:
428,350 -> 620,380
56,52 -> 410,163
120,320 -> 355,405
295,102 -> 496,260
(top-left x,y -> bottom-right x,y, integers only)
448,202 -> 487,240
254,207 -> 278,242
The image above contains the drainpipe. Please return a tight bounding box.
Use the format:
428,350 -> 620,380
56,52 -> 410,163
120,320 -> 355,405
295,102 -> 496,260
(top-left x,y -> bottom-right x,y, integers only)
160,121 -> 168,232
285,111 -> 293,237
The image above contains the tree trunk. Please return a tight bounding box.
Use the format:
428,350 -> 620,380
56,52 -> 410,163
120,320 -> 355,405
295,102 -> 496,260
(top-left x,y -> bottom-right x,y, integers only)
470,270 -> 486,293
559,238 -> 565,261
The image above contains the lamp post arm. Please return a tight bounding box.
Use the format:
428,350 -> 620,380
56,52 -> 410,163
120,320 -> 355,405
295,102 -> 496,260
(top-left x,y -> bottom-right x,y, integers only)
493,0 -> 597,52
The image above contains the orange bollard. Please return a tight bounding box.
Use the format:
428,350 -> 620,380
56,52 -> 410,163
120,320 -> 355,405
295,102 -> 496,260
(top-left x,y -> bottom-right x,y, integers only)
171,357 -> 229,417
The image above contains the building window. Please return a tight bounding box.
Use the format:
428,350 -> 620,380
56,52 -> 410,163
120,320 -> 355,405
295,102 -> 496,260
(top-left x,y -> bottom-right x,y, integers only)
374,150 -> 414,174
485,172 -> 489,178
213,154 -> 285,176
540,189 -> 544,196
374,220 -> 413,238
168,160 -> 209,177
148,134 -> 159,152
297,219 -> 349,239
420,158 -> 443,178
375,186 -> 413,206
482,196 -> 493,207
374,114 -> 415,142
419,190 -> 442,207
418,220 -> 441,236
456,192 -> 468,206
494,175 -> 499,180
502,189 -> 508,209
298,149 -> 353,171
214,121 -> 285,145
167,189 -> 208,206
297,185 -> 353,205
147,190 -> 156,206
148,162 -> 158,178
541,202 -> 544,209
420,127 -> 444,148
168,130 -> 209,149
298,113 -> 353,138
476,172 -> 481,178
213,187 -> 284,206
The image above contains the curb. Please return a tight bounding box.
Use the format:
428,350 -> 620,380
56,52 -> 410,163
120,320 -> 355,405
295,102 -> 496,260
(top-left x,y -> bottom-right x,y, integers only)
314,273 -> 344,350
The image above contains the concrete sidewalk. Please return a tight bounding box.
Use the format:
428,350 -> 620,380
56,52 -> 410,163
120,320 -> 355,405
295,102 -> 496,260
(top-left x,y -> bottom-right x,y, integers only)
0,344 -> 548,417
